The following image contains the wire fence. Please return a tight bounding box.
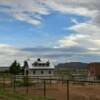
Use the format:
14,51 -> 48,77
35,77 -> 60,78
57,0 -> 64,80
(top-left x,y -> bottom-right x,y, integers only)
0,75 -> 100,100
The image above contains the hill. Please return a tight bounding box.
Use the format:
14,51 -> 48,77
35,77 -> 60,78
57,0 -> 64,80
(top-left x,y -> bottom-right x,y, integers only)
55,62 -> 88,69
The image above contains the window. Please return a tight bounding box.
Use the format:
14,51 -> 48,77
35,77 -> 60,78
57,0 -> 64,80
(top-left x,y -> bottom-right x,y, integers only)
33,62 -> 38,66
42,63 -> 45,66
41,70 -> 44,74
39,63 -> 42,66
46,61 -> 50,66
49,70 -> 51,74
33,71 -> 35,74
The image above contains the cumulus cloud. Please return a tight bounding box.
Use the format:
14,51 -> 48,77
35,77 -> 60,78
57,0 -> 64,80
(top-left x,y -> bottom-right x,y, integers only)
57,1 -> 100,55
58,34 -> 86,47
58,22 -> 100,56
53,0 -> 100,56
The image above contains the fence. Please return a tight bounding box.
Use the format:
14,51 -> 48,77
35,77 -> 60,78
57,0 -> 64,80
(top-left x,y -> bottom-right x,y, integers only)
0,75 -> 100,100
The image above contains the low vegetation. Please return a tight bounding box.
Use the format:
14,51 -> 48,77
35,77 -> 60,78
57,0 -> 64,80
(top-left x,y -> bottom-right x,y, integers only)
0,90 -> 54,100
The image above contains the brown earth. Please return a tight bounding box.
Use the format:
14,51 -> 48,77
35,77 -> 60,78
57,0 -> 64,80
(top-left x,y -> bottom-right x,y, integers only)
1,82 -> 100,100
3,82 -> 100,100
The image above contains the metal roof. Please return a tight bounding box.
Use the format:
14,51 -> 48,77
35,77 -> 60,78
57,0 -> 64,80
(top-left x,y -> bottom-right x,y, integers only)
26,58 -> 55,70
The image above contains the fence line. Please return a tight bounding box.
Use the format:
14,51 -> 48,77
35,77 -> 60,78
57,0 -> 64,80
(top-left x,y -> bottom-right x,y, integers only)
0,75 -> 100,100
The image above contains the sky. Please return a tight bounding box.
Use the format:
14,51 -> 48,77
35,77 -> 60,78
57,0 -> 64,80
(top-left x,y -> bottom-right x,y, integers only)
0,0 -> 100,66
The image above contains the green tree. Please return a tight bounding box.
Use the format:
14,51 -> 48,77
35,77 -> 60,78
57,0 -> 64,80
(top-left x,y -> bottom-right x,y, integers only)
9,60 -> 21,75
21,61 -> 28,75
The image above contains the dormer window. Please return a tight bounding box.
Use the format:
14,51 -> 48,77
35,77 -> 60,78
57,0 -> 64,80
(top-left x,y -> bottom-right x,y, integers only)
46,61 -> 50,66
42,63 -> 45,66
33,62 -> 38,66
32,59 -> 50,67
39,63 -> 42,66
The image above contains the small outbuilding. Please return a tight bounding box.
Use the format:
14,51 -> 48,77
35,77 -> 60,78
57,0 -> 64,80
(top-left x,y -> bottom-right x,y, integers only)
88,62 -> 100,80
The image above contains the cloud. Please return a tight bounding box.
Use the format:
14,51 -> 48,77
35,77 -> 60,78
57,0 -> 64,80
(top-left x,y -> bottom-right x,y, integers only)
0,0 -> 100,64
58,22 -> 100,55
0,44 -> 32,66
15,13 -> 41,26
0,43 -> 100,66
71,18 -> 79,25
0,44 -> 83,66
58,34 -> 86,47
22,47 -> 89,63
40,0 -> 96,16
0,0 -> 99,26
0,0 -> 49,26
21,46 -> 100,64
53,0 -> 100,56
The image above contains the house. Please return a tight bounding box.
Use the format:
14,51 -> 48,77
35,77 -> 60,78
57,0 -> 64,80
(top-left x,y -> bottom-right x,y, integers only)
88,62 -> 100,80
23,58 -> 55,77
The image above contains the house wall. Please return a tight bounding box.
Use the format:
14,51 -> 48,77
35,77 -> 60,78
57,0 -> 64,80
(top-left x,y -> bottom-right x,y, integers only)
88,63 -> 100,80
29,69 -> 54,76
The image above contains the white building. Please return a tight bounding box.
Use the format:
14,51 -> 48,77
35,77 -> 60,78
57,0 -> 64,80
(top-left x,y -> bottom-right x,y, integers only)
23,58 -> 55,77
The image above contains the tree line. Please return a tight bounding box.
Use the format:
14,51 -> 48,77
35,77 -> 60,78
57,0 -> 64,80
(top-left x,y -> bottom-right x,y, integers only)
9,60 -> 25,75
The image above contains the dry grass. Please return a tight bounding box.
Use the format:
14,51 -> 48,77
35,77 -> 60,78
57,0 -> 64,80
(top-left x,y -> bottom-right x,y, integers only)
1,80 -> 100,100
3,82 -> 100,100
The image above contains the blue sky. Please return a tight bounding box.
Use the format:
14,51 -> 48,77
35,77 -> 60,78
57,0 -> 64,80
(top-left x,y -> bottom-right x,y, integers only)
0,11 -> 90,47
0,0 -> 100,65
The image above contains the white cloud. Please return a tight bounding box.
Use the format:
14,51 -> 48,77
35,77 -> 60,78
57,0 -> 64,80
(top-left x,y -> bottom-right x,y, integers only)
71,18 -> 79,25
0,0 -> 100,63
0,44 -> 32,66
0,0 -> 99,26
15,13 -> 41,26
58,22 -> 100,54
0,0 -> 49,26
58,34 -> 86,47
69,23 -> 100,35
41,0 -> 97,16
57,0 -> 100,53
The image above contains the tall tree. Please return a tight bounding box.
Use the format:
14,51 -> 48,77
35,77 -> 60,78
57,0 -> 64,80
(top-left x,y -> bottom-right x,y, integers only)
21,61 -> 28,75
9,60 -> 21,75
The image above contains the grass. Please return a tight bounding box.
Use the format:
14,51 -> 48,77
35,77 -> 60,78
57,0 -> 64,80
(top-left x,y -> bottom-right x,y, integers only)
0,90 -> 54,100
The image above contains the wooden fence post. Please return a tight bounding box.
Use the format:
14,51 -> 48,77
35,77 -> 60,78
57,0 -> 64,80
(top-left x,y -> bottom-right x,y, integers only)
26,75 -> 29,95
3,75 -> 5,90
43,80 -> 46,98
13,75 -> 16,92
66,80 -> 69,100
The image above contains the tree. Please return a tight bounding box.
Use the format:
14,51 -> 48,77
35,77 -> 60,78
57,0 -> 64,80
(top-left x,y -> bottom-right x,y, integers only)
9,60 -> 21,75
21,60 -> 28,75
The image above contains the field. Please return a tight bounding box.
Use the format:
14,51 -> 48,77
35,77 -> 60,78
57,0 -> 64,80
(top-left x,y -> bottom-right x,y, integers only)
27,83 -> 100,100
0,76 -> 100,100
0,89 -> 53,100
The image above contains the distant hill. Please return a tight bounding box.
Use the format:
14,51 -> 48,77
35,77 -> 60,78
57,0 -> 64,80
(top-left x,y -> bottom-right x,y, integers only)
55,62 -> 88,69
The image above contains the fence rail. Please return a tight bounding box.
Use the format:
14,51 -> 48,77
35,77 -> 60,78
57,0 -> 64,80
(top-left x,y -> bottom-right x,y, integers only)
0,75 -> 100,100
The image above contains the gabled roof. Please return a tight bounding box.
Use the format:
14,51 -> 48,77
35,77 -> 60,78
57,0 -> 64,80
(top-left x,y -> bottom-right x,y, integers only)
26,58 -> 55,69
